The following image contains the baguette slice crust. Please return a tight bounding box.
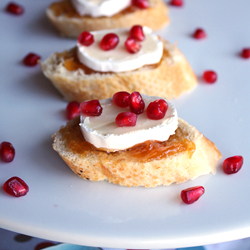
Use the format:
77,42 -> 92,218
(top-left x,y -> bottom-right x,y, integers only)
47,0 -> 170,38
52,117 -> 222,187
41,41 -> 198,102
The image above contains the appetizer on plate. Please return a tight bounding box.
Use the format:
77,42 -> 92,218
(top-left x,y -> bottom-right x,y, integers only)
52,93 -> 222,187
41,26 -> 197,102
46,0 -> 170,38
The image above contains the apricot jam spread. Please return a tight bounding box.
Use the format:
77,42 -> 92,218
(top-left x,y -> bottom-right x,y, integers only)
60,119 -> 196,163
61,48 -> 98,74
50,1 -> 80,18
61,47 -> 161,74
50,0 -> 136,18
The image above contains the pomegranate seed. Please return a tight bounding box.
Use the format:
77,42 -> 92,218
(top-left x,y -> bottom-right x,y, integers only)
147,99 -> 168,120
66,101 -> 80,120
130,25 -> 145,41
3,177 -> 29,197
193,28 -> 206,39
125,37 -> 141,54
100,33 -> 119,51
80,100 -> 102,116
169,0 -> 183,7
116,112 -> 137,127
181,186 -> 205,204
23,53 -> 41,66
203,70 -> 217,83
6,2 -> 24,15
35,242 -> 56,250
78,31 -> 94,46
113,91 -> 130,108
132,0 -> 149,9
241,48 -> 250,59
0,141 -> 15,162
223,155 -> 243,174
128,92 -> 145,114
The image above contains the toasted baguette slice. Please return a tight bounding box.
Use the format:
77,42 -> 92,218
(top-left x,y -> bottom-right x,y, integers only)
52,117 -> 222,187
41,41 -> 198,102
46,0 -> 170,38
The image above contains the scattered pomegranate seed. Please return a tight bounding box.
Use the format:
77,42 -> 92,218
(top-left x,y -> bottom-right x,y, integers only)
128,92 -> 145,114
223,155 -> 243,174
130,25 -> 145,41
113,91 -> 130,108
193,28 -> 206,39
100,33 -> 119,51
66,101 -> 80,120
116,112 -> 137,127
169,0 -> 183,7
132,0 -> 149,9
80,100 -> 103,116
23,53 -> 41,66
0,141 -> 15,162
203,70 -> 217,83
147,99 -> 168,120
35,242 -> 56,250
181,186 -> 205,204
6,2 -> 24,15
241,48 -> 250,59
78,31 -> 94,46
3,177 -> 29,197
125,37 -> 141,54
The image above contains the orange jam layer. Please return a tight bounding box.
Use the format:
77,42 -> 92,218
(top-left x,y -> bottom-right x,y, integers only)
60,119 -> 196,163
50,0 -> 137,18
61,46 -> 162,74
60,48 -> 98,74
50,0 -> 80,18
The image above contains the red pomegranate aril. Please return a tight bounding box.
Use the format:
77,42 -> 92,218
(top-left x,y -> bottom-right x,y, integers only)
147,99 -> 168,120
6,2 -> 24,15
130,25 -> 145,41
193,28 -> 206,39
223,155 -> 243,174
66,101 -> 80,120
128,92 -> 145,114
3,177 -> 29,197
35,242 -> 56,250
116,112 -> 137,127
78,31 -> 94,46
169,0 -> 183,7
203,70 -> 217,83
241,48 -> 250,59
100,33 -> 119,51
113,91 -> 130,108
181,186 -> 205,204
80,100 -> 103,116
125,37 -> 141,54
0,141 -> 15,162
132,0 -> 149,9
23,53 -> 41,66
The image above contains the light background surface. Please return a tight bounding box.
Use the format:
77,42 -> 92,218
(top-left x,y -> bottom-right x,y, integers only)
0,0 -> 250,249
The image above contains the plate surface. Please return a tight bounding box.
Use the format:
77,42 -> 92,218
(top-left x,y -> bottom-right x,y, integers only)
1,0 -> 250,248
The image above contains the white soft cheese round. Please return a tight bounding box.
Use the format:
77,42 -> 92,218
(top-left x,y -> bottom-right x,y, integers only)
80,94 -> 178,152
77,27 -> 163,72
71,0 -> 131,17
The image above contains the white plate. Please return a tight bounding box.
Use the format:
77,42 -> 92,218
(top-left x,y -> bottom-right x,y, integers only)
1,0 -> 250,248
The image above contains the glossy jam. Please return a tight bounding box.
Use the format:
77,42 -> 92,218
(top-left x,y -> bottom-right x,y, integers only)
50,0 -> 136,18
60,119 -> 196,163
61,48 -> 97,74
50,1 -> 79,17
62,46 -> 161,74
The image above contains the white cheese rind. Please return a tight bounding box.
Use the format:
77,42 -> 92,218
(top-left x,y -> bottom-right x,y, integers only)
77,27 -> 163,73
80,95 -> 178,152
71,0 -> 131,17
